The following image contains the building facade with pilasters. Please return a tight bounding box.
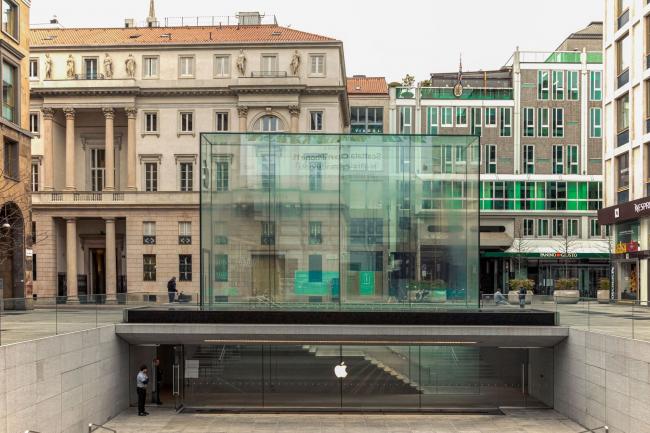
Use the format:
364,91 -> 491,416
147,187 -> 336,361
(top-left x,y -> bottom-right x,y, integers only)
29,20 -> 349,300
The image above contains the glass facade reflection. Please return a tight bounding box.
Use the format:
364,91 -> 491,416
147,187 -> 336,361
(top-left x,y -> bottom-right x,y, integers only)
181,344 -> 545,410
200,133 -> 480,308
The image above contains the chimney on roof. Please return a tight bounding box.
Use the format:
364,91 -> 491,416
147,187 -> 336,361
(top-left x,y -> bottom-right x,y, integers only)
50,15 -> 59,24
238,12 -> 262,26
124,18 -> 135,28
147,0 -> 159,27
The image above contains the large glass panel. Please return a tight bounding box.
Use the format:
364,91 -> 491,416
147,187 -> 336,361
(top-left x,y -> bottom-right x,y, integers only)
200,133 -> 479,310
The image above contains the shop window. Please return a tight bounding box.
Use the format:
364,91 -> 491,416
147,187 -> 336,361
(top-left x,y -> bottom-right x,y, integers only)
179,255 -> 192,281
143,255 -> 156,281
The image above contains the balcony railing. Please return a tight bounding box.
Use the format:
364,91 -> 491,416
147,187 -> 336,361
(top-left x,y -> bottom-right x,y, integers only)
250,71 -> 288,78
396,87 -> 513,100
179,235 -> 192,245
74,73 -> 106,80
617,69 -> 630,88
33,191 -> 198,206
617,129 -> 630,147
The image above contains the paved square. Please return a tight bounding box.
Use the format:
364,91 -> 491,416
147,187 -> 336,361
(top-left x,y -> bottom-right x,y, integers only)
105,408 -> 587,433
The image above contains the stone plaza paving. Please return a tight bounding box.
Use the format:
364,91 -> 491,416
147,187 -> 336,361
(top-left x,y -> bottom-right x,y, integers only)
104,408 -> 588,433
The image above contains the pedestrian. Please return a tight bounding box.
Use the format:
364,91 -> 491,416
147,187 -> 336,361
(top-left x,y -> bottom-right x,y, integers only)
136,365 -> 149,416
167,276 -> 177,303
494,289 -> 508,305
518,286 -> 527,309
153,358 -> 163,405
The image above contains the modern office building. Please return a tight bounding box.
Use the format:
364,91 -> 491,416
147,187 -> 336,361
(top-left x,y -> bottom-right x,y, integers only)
598,0 -> 650,303
28,6 -> 350,300
392,23 -> 610,296
0,0 -> 32,301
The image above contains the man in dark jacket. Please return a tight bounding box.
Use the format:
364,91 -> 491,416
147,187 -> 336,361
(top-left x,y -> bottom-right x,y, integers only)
518,287 -> 527,309
152,358 -> 163,405
167,277 -> 177,303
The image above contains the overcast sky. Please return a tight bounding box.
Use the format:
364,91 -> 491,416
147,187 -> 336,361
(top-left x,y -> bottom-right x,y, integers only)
31,0 -> 603,82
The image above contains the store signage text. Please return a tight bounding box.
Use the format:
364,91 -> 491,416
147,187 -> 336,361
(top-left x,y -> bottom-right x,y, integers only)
539,253 -> 578,258
615,241 -> 640,254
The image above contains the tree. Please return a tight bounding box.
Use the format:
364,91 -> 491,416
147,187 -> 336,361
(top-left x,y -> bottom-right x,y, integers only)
511,219 -> 533,279
555,228 -> 579,279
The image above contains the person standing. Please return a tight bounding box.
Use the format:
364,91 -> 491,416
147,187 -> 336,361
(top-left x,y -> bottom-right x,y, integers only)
518,286 -> 527,309
153,358 -> 163,405
167,277 -> 177,303
136,365 -> 149,416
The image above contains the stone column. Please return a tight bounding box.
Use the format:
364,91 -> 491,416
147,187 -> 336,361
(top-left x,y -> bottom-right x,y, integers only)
105,218 -> 117,300
289,105 -> 300,133
65,218 -> 78,299
63,108 -> 76,191
42,108 -> 55,190
237,106 -> 249,132
125,107 -> 137,191
103,108 -> 116,191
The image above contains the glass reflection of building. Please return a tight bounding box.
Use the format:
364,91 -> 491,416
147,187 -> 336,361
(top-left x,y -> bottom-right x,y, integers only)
200,133 -> 480,308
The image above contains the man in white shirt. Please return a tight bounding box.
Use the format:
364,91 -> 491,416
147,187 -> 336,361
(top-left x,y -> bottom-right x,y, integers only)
136,365 -> 149,416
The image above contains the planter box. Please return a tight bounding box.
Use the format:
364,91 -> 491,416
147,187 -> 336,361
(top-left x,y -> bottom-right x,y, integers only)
597,290 -> 610,304
508,291 -> 532,305
431,289 -> 447,303
554,290 -> 580,304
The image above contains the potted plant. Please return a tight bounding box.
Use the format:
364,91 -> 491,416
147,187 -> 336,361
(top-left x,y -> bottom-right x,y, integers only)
508,279 -> 534,304
431,279 -> 448,303
554,278 -> 580,304
597,278 -> 610,304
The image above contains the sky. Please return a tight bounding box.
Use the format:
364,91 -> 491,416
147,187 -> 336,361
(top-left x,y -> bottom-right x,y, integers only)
30,0 -> 603,83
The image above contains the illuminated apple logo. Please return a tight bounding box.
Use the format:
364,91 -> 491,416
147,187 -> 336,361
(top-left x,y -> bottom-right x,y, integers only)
334,362 -> 348,379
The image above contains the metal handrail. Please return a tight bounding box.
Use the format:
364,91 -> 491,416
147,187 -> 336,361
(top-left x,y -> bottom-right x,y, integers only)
577,427 -> 608,433
89,424 -> 117,433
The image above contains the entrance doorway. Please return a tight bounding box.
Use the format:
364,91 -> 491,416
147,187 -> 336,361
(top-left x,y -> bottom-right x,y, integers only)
90,248 -> 106,297
251,255 -> 285,299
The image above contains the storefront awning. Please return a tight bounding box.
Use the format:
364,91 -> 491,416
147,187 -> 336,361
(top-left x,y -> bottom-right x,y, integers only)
482,239 -> 610,259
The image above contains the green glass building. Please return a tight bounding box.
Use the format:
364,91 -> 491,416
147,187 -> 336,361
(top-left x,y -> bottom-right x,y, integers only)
200,133 -> 480,309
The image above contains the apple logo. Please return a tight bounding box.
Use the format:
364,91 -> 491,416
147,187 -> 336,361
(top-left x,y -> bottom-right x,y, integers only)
334,362 -> 348,379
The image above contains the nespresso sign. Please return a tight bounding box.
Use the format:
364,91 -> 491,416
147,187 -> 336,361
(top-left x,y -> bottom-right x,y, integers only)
598,196 -> 650,225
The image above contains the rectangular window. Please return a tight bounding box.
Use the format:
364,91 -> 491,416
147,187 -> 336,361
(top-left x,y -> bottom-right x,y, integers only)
261,221 -> 276,245
2,60 -> 16,122
144,162 -> 158,192
499,107 -> 512,136
441,107 -> 453,127
537,219 -> 549,237
143,221 -> 156,244
215,112 -> 229,132
523,145 -> 535,174
590,71 -> 602,101
350,218 -> 383,245
567,219 -> 579,237
179,111 -> 193,133
309,221 -> 322,245
552,70 -> 565,100
590,219 -> 602,237
523,219 -> 534,237
179,255 -> 192,281
568,145 -> 579,175
179,162 -> 193,192
485,107 -> 497,127
485,144 -> 497,174
143,56 -> 159,78
455,107 -> 467,126
29,58 -> 38,79
310,54 -> 325,75
179,221 -> 192,244
617,33 -> 630,77
214,254 -> 228,282
352,107 -> 383,134
568,70 -> 579,100
261,54 -> 279,74
308,157 -> 323,191
29,112 -> 39,134
590,108 -> 602,138
310,111 -> 324,131
144,112 -> 158,133
3,138 -> 18,179
426,107 -> 438,135
523,107 -> 535,137
617,152 -> 630,193
399,107 -> 412,133
83,57 -> 98,79
32,254 -> 37,281
143,255 -> 156,281
31,161 -> 39,192
552,219 -> 564,237
553,145 -> 564,175
214,55 -> 230,77
617,93 -> 630,133
308,255 -> 323,283
213,221 -> 228,245
537,108 -> 549,137
538,70 -> 550,100
215,159 -> 229,192
471,107 -> 482,136
179,56 -> 194,78
552,108 -> 564,137
2,0 -> 18,39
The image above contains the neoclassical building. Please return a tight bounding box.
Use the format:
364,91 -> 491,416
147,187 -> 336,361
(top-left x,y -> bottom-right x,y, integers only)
29,15 -> 349,299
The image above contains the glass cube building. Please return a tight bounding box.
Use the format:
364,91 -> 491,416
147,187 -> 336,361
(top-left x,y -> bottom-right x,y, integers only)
200,133 -> 480,309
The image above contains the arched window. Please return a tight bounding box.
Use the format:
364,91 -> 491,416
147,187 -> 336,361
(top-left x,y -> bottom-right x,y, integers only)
254,115 -> 283,132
